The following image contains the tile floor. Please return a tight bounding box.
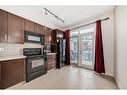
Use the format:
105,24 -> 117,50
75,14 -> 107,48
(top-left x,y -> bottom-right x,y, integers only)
8,66 -> 118,89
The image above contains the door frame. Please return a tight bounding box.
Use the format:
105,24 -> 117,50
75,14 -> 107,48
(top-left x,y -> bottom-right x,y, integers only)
70,24 -> 95,70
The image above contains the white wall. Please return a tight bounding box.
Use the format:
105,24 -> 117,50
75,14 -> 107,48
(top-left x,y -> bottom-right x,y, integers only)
70,11 -> 115,77
114,6 -> 127,89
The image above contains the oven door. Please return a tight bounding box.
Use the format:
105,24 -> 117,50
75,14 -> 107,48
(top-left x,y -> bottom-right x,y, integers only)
26,56 -> 47,74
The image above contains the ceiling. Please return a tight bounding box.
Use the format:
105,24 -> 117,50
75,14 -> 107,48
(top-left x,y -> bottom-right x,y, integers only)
0,6 -> 114,30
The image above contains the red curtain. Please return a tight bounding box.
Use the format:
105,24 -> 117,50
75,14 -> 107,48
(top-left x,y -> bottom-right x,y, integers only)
65,30 -> 70,65
94,20 -> 105,74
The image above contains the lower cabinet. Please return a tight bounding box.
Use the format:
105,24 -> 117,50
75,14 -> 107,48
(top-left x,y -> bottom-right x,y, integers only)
0,58 -> 26,89
47,54 -> 56,70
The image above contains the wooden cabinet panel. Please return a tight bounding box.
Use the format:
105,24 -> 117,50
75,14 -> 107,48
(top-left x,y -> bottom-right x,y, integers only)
0,59 -> 25,89
51,30 -> 57,45
37,24 -> 42,34
44,27 -> 48,44
41,26 -> 45,35
47,54 -> 56,70
0,9 -> 8,42
48,29 -> 52,45
25,20 -> 46,35
37,24 -> 45,35
25,20 -> 36,32
8,13 -> 24,44
45,27 -> 52,45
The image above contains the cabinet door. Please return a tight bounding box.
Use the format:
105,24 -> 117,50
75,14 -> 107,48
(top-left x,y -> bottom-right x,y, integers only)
0,10 -> 8,42
37,24 -> 45,35
24,20 -> 36,32
51,30 -> 57,45
44,27 -> 49,44
48,29 -> 52,45
47,55 -> 56,70
8,13 -> 24,44
45,28 -> 52,45
1,59 -> 26,89
41,26 -> 45,35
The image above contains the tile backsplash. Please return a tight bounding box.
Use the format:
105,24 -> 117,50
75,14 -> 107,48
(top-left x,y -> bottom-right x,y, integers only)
0,43 -> 43,57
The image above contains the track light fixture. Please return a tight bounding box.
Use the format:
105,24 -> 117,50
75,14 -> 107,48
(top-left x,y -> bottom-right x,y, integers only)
44,8 -> 65,23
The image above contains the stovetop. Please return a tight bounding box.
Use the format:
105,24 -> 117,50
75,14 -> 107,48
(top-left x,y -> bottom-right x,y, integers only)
23,48 -> 42,56
23,48 -> 47,59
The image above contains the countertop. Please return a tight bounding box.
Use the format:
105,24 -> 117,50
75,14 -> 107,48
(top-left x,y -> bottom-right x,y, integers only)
0,55 -> 26,62
46,53 -> 57,55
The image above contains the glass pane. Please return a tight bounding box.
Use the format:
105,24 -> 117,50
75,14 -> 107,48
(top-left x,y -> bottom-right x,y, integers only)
70,31 -> 78,37
70,36 -> 78,64
80,27 -> 94,34
81,33 -> 94,66
28,35 -> 41,41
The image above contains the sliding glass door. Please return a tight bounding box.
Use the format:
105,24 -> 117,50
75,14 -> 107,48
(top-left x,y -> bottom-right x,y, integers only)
70,25 -> 95,69
79,31 -> 95,69
70,31 -> 78,66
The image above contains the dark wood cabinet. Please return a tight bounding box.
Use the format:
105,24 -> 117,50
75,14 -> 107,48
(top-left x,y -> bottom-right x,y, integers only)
47,54 -> 56,70
44,27 -> 48,44
41,26 -> 46,35
45,27 -> 52,45
0,9 -> 54,44
50,29 -> 65,53
25,20 -> 46,35
0,10 -> 25,44
25,20 -> 36,32
51,30 -> 57,45
8,13 -> 24,44
37,24 -> 45,35
0,9 -> 8,42
48,29 -> 52,45
0,59 -> 26,89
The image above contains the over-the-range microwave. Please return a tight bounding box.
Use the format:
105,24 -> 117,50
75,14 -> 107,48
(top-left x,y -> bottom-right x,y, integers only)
25,31 -> 44,45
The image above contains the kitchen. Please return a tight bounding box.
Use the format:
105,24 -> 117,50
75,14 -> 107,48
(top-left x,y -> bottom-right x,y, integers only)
0,9 -> 67,89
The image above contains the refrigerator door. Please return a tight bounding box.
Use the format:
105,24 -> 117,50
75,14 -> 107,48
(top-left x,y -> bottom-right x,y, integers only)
62,39 -> 66,64
60,39 -> 63,64
57,38 -> 66,68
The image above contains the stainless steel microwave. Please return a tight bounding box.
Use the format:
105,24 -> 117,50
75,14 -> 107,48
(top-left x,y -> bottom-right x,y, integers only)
25,31 -> 44,45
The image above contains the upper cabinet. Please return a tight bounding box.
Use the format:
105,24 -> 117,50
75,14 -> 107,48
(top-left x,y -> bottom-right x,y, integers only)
45,27 -> 52,45
8,13 -> 24,44
44,27 -> 48,44
51,30 -> 57,45
37,24 -> 45,35
24,20 -> 37,33
0,9 -> 8,42
0,9 -> 53,44
24,20 -> 45,35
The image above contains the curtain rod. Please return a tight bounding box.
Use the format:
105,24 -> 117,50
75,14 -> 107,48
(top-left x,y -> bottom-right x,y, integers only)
70,17 -> 109,31
44,8 -> 65,23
